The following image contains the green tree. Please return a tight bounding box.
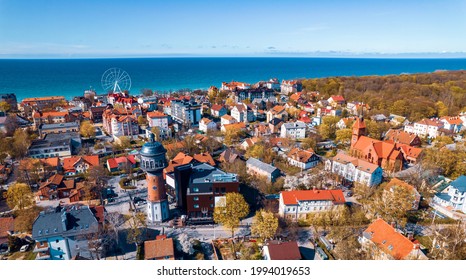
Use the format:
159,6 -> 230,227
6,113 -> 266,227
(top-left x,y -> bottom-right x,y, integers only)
251,210 -> 278,240
7,182 -> 34,211
12,129 -> 31,158
0,101 -> 11,112
245,143 -> 265,160
126,212 -> 147,245
138,115 -> 147,126
335,128 -> 352,144
14,206 -> 44,233
319,116 -> 340,139
80,120 -> 96,138
151,126 -> 161,141
435,101 -> 449,117
213,192 -> 249,238
118,136 -> 132,150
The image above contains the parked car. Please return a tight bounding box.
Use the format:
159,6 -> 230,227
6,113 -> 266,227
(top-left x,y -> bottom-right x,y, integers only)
20,244 -> 29,252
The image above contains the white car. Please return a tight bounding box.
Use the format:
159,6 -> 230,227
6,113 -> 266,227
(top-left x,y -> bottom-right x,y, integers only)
20,244 -> 29,252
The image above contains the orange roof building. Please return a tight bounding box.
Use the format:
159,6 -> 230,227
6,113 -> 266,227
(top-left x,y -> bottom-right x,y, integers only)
279,189 -> 345,220
384,129 -> 421,147
360,218 -> 427,260
62,155 -> 100,176
193,152 -> 215,166
350,117 -> 404,172
144,236 -> 175,260
286,148 -> 320,170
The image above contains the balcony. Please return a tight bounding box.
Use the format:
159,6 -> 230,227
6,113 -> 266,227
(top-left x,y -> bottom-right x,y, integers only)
35,249 -> 51,260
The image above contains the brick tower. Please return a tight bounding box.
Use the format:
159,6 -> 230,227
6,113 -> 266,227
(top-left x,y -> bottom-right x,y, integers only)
351,116 -> 366,148
140,133 -> 170,223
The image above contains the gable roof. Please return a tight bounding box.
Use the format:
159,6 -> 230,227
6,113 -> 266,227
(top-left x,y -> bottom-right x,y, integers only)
246,157 -> 278,174
219,148 -> 240,163
147,111 -> 167,118
329,95 -> 345,102
333,153 -> 380,173
287,148 -> 318,163
211,104 -> 225,112
352,117 -> 366,130
281,189 -> 345,205
363,218 -> 418,260
193,152 -> 215,166
265,241 -> 301,260
144,237 -> 175,259
384,129 -> 419,146
63,155 -> 99,172
270,105 -> 285,114
39,174 -> 65,189
440,116 -> 463,125
386,178 -> 416,193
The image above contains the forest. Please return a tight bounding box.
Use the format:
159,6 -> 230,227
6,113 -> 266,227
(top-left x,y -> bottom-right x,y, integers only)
302,70 -> 466,121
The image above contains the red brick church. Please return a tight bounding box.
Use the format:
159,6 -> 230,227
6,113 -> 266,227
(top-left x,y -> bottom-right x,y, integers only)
350,117 -> 404,172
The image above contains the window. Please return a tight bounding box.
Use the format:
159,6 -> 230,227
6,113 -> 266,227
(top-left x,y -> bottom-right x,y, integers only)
194,204 -> 199,209
59,255 -> 63,259
57,247 -> 61,251
193,187 -> 199,192
193,197 -> 199,201
56,239 -> 59,243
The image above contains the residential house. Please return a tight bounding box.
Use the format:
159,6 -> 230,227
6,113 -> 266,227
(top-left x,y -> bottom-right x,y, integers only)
240,137 -> 260,150
359,218 -> 428,260
33,110 -> 69,128
89,106 -> 106,123
106,155 -> 137,173
386,178 -> 421,210
218,148 -> 241,164
327,95 -> 346,107
221,122 -> 246,133
269,118 -> 284,134
21,96 -> 65,111
286,148 -> 320,170
38,122 -> 80,138
37,174 -> 65,200
281,80 -> 302,94
221,81 -> 250,91
28,132 -> 82,159
279,189 -> 346,220
32,205 -> 101,260
0,217 -> 14,249
199,118 -> 217,133
263,241 -> 302,260
404,118 -> 444,138
432,175 -> 466,215
440,116 -> 463,133
144,235 -> 175,260
220,114 -> 237,126
102,107 -> 140,138
266,105 -> 288,123
280,121 -> 306,139
336,117 -> 357,129
325,153 -> 383,187
211,104 -> 227,117
384,129 -> 421,147
346,101 -> 369,116
246,157 -> 280,183
231,103 -> 254,123
254,123 -> 272,137
147,111 -> 170,138
193,152 -> 216,166
62,155 -> 99,176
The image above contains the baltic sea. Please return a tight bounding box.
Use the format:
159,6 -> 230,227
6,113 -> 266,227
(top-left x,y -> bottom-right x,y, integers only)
1,57 -> 466,101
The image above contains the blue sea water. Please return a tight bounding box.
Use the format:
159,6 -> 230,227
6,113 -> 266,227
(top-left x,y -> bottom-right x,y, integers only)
1,57 -> 466,101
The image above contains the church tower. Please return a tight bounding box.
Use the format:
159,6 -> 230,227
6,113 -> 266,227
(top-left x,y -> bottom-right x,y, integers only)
351,117 -> 366,148
140,133 -> 170,223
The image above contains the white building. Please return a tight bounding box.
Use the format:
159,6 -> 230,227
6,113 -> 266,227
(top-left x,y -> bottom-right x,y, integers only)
199,118 -> 217,133
279,189 -> 346,221
325,153 -> 383,187
404,118 -> 444,138
32,205 -> 101,260
220,114 -> 237,126
440,116 -> 463,133
280,80 -> 302,94
432,175 -> 466,214
286,148 -> 320,170
280,121 -> 306,139
231,103 -> 254,123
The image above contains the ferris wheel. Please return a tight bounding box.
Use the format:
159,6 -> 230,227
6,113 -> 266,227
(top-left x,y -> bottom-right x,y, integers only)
101,68 -> 132,93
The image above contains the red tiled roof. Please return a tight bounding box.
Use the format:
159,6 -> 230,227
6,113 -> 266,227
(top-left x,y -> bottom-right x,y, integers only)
363,218 -> 418,260
144,237 -> 175,260
266,241 -> 301,260
441,116 -> 463,125
147,111 -> 167,118
281,189 -> 345,205
287,148 -> 317,163
384,130 -> 420,146
63,155 -> 99,172
211,104 -> 224,111
193,152 -> 215,166
330,95 -> 345,102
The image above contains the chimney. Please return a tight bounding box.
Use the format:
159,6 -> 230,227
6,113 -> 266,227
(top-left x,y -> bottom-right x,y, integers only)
390,221 -> 396,228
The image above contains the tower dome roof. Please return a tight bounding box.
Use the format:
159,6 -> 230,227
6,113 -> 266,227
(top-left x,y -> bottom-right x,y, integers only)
140,133 -> 166,156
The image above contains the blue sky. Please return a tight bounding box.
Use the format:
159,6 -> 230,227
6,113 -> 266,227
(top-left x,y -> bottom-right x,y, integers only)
1,0 -> 466,58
